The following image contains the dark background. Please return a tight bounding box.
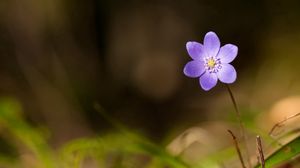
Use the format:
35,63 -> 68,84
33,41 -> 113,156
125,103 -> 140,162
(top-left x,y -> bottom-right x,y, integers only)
1,0 -> 300,145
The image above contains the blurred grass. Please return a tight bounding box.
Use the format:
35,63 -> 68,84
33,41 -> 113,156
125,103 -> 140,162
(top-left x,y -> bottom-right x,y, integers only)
1,97 -> 300,168
0,98 -> 189,168
0,97 -> 57,168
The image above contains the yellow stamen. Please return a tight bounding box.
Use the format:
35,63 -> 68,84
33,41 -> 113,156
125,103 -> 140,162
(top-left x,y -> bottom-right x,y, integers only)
207,58 -> 216,68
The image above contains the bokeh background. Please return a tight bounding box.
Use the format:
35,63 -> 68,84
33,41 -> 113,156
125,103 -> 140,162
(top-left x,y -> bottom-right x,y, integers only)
1,0 -> 300,167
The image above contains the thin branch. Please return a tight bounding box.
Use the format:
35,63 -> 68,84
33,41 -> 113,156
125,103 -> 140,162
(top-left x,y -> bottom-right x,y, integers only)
226,84 -> 251,168
269,112 -> 300,136
228,130 -> 246,168
256,135 -> 265,168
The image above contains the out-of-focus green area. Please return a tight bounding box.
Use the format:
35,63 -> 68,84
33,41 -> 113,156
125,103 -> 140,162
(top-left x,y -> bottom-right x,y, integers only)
1,0 -> 300,167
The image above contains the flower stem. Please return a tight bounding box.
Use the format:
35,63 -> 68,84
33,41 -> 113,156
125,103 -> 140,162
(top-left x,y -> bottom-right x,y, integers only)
226,84 -> 251,168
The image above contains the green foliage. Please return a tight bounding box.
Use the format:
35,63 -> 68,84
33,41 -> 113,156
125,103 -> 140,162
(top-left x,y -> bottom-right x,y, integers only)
1,98 -> 300,168
255,136 -> 300,168
0,97 -> 57,168
0,98 -> 188,168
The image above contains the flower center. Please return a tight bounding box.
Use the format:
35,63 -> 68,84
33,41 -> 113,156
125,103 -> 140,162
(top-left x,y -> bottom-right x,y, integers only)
207,58 -> 216,68
205,57 -> 222,73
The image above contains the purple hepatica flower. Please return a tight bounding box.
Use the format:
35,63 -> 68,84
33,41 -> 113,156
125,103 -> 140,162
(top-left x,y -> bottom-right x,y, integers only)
184,31 -> 238,91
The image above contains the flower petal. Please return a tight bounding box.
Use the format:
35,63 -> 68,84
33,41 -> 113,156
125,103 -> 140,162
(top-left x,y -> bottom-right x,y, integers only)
186,41 -> 205,60
203,31 -> 220,57
217,64 -> 237,84
218,44 -> 238,63
183,60 -> 205,78
199,72 -> 218,91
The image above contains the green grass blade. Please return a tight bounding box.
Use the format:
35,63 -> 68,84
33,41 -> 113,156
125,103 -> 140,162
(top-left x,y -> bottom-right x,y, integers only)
255,136 -> 300,168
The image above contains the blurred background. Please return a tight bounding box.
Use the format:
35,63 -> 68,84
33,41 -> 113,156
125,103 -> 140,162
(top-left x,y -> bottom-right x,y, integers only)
1,0 -> 300,167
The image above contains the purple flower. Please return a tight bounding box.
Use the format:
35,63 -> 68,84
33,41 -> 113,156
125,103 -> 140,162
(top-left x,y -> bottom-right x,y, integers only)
183,31 -> 238,91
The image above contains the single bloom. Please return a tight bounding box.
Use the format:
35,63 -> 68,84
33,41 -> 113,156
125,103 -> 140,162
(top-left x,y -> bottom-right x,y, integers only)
183,31 -> 238,91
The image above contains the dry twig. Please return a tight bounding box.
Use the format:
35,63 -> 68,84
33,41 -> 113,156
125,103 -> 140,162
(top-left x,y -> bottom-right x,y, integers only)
256,135 -> 265,168
227,130 -> 246,168
269,112 -> 300,136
